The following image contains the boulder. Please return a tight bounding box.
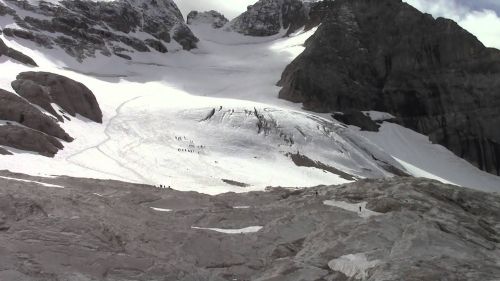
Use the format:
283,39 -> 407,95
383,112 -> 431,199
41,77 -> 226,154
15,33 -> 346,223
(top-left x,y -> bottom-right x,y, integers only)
10,79 -> 62,121
0,125 -> 63,157
278,0 -> 500,175
13,72 -> 103,123
0,89 -> 72,142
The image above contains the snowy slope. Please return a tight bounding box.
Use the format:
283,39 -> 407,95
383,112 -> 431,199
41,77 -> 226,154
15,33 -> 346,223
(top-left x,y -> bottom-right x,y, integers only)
358,122 -> 500,192
0,3 -> 499,193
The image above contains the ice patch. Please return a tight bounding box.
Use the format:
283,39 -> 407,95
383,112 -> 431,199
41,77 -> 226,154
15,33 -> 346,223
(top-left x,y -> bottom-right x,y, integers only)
0,175 -> 64,188
362,111 -> 395,122
323,200 -> 381,218
328,253 -> 380,279
191,226 -> 262,234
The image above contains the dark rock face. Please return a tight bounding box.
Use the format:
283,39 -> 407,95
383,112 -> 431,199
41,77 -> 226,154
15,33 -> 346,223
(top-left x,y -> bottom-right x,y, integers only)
278,0 -> 500,175
187,10 -> 229,29
0,147 -> 12,155
229,0 -> 308,36
10,79 -> 62,121
13,72 -> 103,123
0,125 -> 63,157
0,89 -> 71,142
0,172 -> 498,280
333,110 -> 380,132
144,39 -> 168,53
0,0 -> 198,61
0,38 -> 37,66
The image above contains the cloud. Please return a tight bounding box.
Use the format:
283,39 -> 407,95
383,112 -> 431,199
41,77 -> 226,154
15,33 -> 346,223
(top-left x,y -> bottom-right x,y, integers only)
404,0 -> 500,49
175,0 -> 256,20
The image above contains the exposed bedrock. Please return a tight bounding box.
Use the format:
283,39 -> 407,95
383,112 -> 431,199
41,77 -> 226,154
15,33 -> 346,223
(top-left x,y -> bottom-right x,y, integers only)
278,0 -> 500,175
0,0 -> 198,61
12,71 -> 103,123
0,38 -> 37,66
187,10 -> 229,29
0,173 -> 498,280
229,0 -> 309,36
0,88 -> 71,142
0,125 -> 63,157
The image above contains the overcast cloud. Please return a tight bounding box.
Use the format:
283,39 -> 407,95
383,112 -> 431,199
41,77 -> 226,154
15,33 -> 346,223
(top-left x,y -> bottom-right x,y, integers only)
174,0 -> 500,50
404,0 -> 500,49
175,0 -> 255,20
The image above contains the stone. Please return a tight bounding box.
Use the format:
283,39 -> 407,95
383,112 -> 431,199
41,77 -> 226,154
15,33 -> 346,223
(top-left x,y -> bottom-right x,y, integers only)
0,89 -> 72,142
11,79 -> 62,121
14,72 -> 103,123
0,125 -> 63,157
0,172 -> 497,280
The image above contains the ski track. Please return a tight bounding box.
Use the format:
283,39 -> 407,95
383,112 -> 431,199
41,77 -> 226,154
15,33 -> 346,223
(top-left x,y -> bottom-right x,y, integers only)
65,96 -> 147,183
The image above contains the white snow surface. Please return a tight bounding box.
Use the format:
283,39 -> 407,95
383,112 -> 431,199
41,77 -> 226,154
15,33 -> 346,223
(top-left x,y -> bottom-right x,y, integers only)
0,7 -> 499,193
328,253 -> 380,279
150,207 -> 172,212
191,226 -> 262,234
358,123 -> 500,192
323,200 -> 381,218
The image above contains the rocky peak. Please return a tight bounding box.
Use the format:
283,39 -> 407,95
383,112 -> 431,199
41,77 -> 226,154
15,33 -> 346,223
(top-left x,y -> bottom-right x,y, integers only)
0,0 -> 198,61
278,0 -> 500,175
228,0 -> 309,36
187,10 -> 229,29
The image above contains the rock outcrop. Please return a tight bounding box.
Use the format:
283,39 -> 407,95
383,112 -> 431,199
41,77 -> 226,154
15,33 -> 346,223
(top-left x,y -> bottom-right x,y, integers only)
333,110 -> 380,132
0,38 -> 37,66
12,72 -> 103,123
0,125 -> 63,157
0,0 -> 198,61
0,171 -> 498,280
278,0 -> 500,175
229,0 -> 309,36
0,89 -> 71,142
187,10 -> 229,29
0,147 -> 12,155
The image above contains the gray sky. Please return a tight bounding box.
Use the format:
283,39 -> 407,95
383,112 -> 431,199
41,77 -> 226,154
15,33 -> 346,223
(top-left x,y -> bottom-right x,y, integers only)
174,0 -> 500,49
404,0 -> 500,49
175,0 -> 255,20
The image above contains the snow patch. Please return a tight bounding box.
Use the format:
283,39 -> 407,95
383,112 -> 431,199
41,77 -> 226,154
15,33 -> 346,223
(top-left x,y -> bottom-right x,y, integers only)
323,200 -> 381,218
359,122 -> 500,192
328,253 -> 380,279
191,226 -> 263,234
150,207 -> 172,212
362,111 -> 395,122
0,175 -> 64,188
